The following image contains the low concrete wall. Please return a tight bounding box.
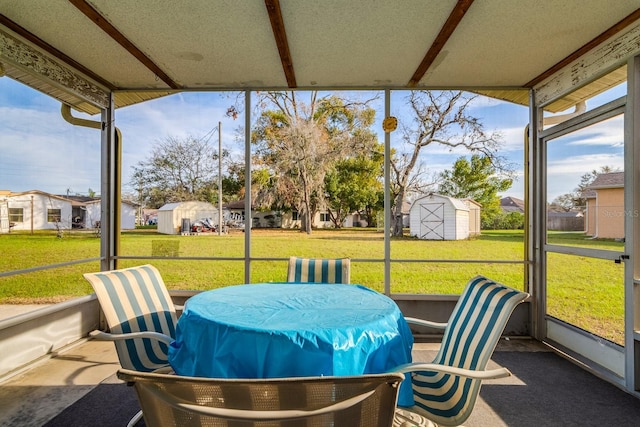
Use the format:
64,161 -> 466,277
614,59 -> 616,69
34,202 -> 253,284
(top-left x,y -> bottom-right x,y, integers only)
393,295 -> 531,338
0,295 -> 100,380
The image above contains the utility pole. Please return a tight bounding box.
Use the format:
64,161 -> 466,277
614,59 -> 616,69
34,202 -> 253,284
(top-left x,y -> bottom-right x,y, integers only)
218,121 -> 223,235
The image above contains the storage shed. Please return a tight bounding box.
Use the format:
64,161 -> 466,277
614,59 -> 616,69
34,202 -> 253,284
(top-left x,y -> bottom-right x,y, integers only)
157,201 -> 216,235
409,194 -> 470,240
462,198 -> 482,237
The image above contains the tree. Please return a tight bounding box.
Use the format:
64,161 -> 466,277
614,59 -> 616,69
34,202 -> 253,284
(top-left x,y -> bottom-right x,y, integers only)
438,154 -> 512,226
131,135 -> 225,208
390,91 -> 509,236
551,165 -> 620,211
251,92 -> 379,234
324,146 -> 383,228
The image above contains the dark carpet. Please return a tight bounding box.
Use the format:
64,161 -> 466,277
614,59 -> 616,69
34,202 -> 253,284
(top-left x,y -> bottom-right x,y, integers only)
43,380 -> 143,427
44,351 -> 640,426
482,352 -> 640,426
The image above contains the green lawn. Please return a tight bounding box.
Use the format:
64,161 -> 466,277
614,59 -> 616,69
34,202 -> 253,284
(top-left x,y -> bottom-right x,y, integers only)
0,228 -> 625,345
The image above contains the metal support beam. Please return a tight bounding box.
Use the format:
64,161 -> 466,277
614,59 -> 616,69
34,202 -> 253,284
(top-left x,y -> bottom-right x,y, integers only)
100,93 -> 118,271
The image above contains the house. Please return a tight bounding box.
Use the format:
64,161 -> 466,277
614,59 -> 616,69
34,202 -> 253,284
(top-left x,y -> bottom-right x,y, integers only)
584,172 -> 624,239
501,196 -> 525,213
409,193 -> 471,240
0,190 -> 137,233
0,190 -> 72,232
225,199 -> 366,229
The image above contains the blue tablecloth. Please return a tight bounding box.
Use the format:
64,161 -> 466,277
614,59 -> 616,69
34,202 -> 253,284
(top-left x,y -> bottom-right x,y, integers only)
168,283 -> 414,406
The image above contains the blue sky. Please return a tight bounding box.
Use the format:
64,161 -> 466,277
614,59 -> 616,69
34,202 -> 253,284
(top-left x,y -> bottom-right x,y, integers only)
0,77 -> 625,202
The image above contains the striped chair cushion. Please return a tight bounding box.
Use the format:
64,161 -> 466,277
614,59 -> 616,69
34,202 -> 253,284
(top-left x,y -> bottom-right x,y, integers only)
409,275 -> 529,426
83,264 -> 177,372
287,257 -> 351,284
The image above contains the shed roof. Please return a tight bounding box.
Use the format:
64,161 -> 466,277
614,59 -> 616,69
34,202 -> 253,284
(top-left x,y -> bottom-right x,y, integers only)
412,193 -> 469,211
158,201 -> 216,211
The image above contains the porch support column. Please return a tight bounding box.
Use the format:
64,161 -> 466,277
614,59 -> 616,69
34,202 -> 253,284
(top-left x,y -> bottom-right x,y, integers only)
528,89 -> 545,341
384,89 -> 391,295
626,54 -> 640,391
100,92 -> 119,270
244,90 -> 252,283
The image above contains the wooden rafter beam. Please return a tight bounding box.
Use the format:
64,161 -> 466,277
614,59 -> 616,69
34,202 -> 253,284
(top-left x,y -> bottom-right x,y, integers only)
68,0 -> 180,89
265,0 -> 297,88
526,8 -> 640,88
0,13 -> 114,90
408,0 -> 474,87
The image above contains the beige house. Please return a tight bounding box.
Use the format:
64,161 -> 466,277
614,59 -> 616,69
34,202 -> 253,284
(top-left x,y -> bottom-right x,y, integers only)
584,172 -> 624,239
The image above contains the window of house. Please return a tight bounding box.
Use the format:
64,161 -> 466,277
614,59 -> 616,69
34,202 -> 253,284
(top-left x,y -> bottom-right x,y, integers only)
9,208 -> 23,222
292,211 -> 298,221
319,212 -> 330,222
47,209 -> 61,222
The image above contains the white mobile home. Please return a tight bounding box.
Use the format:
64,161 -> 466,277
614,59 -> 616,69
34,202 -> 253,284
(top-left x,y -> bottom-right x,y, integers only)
3,190 -> 72,232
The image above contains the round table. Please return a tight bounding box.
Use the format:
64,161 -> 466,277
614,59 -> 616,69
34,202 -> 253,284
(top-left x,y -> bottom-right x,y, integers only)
168,282 -> 414,406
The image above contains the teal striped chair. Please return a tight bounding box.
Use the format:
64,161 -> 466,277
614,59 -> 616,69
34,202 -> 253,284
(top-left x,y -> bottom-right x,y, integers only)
83,264 -> 177,373
287,256 -> 351,284
392,275 -> 529,427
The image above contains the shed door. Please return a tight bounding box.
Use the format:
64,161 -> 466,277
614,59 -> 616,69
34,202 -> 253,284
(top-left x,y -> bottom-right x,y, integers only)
419,203 -> 445,240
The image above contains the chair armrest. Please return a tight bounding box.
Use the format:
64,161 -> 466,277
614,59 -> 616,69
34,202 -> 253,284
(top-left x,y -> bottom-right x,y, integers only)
390,362 -> 512,380
89,330 -> 173,346
404,317 -> 447,330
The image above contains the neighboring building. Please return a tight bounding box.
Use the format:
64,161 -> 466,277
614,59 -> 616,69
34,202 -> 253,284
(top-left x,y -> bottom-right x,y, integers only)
0,190 -> 138,233
225,199 -> 366,229
0,190 -> 72,232
584,172 -> 624,239
409,193 -> 470,240
501,196 -> 525,213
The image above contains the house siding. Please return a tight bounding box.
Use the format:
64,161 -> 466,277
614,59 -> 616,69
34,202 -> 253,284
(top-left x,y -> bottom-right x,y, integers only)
594,188 -> 625,239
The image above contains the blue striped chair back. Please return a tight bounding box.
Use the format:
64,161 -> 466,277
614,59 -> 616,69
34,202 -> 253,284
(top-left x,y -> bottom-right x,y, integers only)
410,275 -> 529,426
287,257 -> 351,284
83,264 -> 177,372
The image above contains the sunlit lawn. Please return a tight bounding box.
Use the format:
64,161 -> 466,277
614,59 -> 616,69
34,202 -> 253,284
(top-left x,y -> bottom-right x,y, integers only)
0,228 -> 625,344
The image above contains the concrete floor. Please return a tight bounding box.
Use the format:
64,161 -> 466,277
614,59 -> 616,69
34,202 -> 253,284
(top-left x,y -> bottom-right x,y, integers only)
0,340 -> 120,427
0,337 -> 550,427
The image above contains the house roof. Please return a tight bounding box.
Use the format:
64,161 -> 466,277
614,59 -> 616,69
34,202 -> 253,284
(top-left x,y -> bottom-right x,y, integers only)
1,1 -> 638,115
5,190 -> 71,202
501,196 -> 525,213
588,171 -> 624,189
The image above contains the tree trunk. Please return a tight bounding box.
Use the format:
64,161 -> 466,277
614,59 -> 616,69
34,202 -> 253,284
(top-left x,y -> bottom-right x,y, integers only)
392,188 -> 405,236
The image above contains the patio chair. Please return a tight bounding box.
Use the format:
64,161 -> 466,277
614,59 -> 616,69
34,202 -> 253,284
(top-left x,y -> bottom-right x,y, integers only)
287,256 -> 351,284
391,275 -> 529,427
117,368 -> 404,427
83,264 -> 178,427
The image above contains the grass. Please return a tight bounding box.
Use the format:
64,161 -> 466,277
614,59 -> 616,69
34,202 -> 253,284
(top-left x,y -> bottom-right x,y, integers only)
0,228 -> 625,344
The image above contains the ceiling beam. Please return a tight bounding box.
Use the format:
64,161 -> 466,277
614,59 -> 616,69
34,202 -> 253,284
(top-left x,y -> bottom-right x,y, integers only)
526,8 -> 640,88
265,0 -> 297,88
68,0 -> 180,89
408,0 -> 474,87
0,13 -> 114,90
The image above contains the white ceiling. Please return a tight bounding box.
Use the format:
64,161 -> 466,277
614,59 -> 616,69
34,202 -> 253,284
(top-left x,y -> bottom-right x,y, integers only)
1,0 -> 639,114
